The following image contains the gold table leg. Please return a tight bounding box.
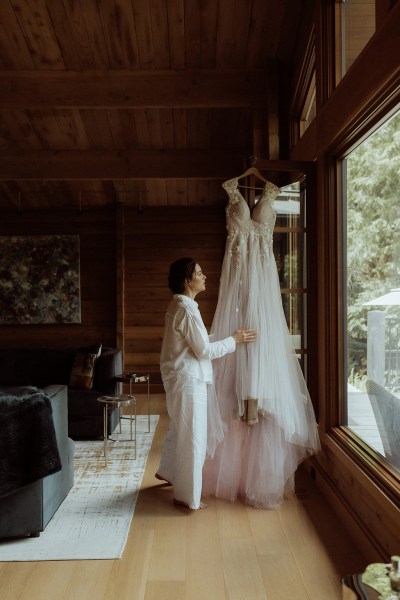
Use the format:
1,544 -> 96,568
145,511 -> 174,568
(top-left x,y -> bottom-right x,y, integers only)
103,405 -> 108,467
147,375 -> 150,432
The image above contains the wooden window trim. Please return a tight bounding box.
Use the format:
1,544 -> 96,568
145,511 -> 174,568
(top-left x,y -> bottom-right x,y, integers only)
329,427 -> 400,505
290,28 -> 316,148
334,1 -> 345,87
318,1 -> 336,103
324,84 -> 400,501
299,72 -> 316,137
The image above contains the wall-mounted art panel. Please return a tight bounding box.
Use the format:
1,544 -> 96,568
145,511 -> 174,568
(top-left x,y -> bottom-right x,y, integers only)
0,234 -> 81,324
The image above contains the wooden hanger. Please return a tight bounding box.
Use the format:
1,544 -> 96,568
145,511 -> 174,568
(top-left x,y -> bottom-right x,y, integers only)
236,166 -> 269,190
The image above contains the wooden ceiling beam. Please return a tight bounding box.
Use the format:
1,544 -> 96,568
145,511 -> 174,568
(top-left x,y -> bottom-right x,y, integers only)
0,70 -> 268,108
0,149 -> 244,180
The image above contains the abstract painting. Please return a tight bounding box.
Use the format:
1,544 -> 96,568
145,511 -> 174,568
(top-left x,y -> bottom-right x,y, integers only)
0,234 -> 81,324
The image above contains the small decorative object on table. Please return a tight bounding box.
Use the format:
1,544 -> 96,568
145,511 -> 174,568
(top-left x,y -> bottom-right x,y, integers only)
388,556 -> 400,597
342,559 -> 400,600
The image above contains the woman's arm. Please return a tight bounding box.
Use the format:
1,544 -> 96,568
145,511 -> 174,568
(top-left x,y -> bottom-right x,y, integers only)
179,308 -> 256,360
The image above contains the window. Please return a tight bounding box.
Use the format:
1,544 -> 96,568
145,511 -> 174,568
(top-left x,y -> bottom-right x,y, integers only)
290,30 -> 315,146
335,0 -> 376,82
274,180 -> 308,374
253,162 -> 314,388
299,72 -> 316,137
342,106 -> 400,472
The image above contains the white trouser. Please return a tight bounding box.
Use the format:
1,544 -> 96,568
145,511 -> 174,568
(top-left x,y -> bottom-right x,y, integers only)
158,376 -> 207,509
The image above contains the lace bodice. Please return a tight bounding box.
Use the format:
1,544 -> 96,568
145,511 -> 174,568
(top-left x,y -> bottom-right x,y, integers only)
222,177 -> 281,266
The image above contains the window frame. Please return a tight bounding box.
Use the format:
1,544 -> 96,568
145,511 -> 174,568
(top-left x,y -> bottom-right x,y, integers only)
334,0 -> 376,86
290,28 -> 316,149
299,72 -> 316,137
327,97 -> 400,499
256,159 -> 318,410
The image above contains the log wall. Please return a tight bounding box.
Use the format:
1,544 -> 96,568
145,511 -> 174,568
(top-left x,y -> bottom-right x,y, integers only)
122,205 -> 226,391
0,204 -> 226,393
0,207 -> 117,349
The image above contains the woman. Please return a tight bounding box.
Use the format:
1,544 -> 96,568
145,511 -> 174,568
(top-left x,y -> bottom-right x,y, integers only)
156,257 -> 257,510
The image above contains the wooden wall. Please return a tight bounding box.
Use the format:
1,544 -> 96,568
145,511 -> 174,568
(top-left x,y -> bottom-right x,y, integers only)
0,203 -> 227,393
122,205 -> 226,391
0,207 -> 117,349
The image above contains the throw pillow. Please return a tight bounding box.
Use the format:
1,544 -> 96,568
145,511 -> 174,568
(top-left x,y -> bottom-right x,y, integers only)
89,343 -> 102,358
69,352 -> 97,390
79,343 -> 102,358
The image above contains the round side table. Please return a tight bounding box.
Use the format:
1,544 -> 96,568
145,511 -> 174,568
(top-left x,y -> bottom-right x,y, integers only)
97,394 -> 136,466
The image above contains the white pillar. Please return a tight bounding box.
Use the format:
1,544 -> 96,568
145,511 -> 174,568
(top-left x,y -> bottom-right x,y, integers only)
367,310 -> 385,385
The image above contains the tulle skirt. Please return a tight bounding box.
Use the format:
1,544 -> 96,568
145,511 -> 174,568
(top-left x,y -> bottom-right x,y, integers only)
203,414 -> 311,508
203,236 -> 320,509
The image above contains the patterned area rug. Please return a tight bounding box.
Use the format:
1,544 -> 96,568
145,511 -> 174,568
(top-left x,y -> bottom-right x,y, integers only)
0,415 -> 159,561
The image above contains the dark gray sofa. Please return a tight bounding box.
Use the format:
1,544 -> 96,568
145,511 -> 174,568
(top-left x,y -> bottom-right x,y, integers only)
0,384 -> 74,539
0,346 -> 122,439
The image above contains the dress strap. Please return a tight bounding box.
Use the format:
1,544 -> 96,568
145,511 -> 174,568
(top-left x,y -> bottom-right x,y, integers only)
222,177 -> 239,195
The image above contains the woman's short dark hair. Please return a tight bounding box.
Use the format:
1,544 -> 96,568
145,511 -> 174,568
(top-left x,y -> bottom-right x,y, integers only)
168,257 -> 197,294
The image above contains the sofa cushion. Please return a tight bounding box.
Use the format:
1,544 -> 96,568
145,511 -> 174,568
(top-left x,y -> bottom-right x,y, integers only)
0,348 -> 75,387
0,386 -> 62,497
93,348 -> 122,394
68,388 -> 120,439
68,388 -> 104,415
0,346 -> 123,440
69,352 -> 97,390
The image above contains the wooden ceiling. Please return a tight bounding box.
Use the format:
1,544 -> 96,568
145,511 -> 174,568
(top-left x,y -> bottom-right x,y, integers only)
0,0 -> 304,210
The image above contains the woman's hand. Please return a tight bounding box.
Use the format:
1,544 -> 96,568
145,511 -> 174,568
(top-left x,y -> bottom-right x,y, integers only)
233,328 -> 257,345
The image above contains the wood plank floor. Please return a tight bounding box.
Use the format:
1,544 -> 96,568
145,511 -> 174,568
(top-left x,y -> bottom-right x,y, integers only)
0,395 -> 368,600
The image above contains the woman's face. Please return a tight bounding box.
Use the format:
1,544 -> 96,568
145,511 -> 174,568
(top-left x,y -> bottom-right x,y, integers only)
188,263 -> 206,296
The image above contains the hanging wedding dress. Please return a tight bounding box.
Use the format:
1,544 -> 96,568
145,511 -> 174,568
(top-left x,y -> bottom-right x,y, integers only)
202,175 -> 320,509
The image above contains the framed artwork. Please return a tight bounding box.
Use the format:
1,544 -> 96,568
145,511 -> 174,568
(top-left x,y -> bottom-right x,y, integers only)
0,234 -> 81,324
